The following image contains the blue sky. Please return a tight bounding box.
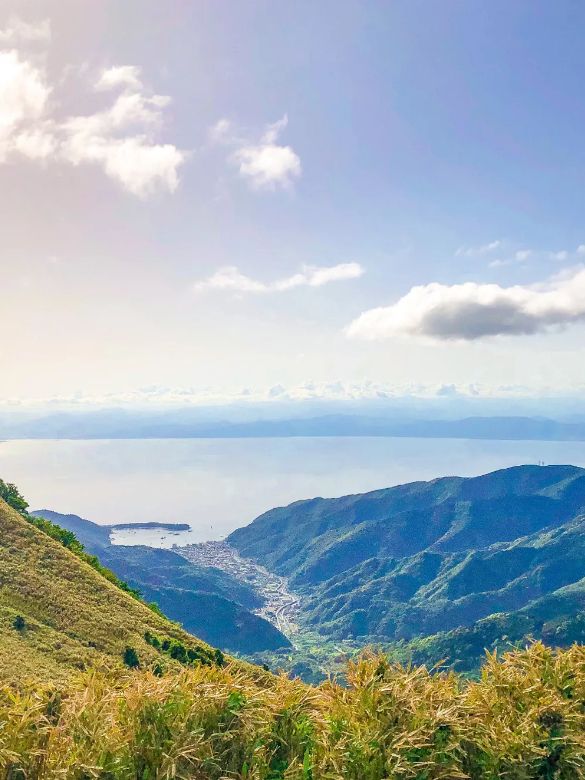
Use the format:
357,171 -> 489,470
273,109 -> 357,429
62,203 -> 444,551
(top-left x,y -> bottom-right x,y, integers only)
3,1 -> 585,408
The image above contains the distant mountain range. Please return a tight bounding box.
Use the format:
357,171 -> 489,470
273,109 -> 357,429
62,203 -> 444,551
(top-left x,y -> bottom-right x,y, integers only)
4,409 -> 585,441
33,510 -> 290,655
229,464 -> 585,670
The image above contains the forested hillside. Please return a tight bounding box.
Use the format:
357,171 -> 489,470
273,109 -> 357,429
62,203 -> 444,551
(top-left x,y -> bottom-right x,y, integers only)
230,465 -> 585,669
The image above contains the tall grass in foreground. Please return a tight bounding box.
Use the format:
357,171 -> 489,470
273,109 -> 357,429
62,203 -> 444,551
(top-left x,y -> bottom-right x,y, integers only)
3,642 -> 585,779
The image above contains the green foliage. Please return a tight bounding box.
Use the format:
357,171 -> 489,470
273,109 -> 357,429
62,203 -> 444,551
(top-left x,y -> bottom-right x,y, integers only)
144,630 -> 218,668
214,647 -> 226,667
123,646 -> 140,669
12,615 -> 25,632
0,479 -> 29,515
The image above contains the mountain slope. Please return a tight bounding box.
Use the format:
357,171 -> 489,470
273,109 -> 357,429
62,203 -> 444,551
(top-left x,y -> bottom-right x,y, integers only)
33,509 -> 291,654
0,497 -> 221,682
229,465 -> 585,665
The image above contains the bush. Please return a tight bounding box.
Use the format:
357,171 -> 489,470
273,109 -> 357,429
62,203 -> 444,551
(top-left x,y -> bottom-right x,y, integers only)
12,615 -> 25,631
0,480 -> 29,515
123,646 -> 140,669
215,648 -> 225,667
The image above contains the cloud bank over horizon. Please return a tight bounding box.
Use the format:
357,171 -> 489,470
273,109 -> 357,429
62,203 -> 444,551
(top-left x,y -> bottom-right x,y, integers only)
347,267 -> 585,342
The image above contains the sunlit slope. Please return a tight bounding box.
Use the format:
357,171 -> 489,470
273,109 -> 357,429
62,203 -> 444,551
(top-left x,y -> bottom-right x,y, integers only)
33,509 -> 291,654
229,464 -> 585,664
0,498 -> 216,682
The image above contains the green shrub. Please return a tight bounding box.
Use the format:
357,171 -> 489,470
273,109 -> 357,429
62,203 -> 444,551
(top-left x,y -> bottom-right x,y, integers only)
0,480 -> 29,515
123,646 -> 140,669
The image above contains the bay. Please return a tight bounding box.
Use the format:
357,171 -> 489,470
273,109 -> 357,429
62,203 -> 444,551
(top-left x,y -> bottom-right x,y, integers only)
1,436 -> 584,547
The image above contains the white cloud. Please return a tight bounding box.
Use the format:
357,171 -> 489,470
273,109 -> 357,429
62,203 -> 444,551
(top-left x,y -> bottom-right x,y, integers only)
61,87 -> 184,197
551,250 -> 569,262
0,50 -> 52,161
4,379 -> 568,412
211,113 -> 301,191
577,245 -> 585,255
234,142 -> 301,190
95,65 -> 142,91
10,125 -> 56,159
195,266 -> 267,294
194,262 -> 364,294
515,249 -> 531,261
208,117 -> 232,143
0,23 -> 185,196
0,17 -> 50,45
455,240 -> 501,257
346,266 -> 585,342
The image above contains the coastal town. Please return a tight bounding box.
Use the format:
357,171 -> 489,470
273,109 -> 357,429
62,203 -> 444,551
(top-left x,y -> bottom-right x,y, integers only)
176,540 -> 301,638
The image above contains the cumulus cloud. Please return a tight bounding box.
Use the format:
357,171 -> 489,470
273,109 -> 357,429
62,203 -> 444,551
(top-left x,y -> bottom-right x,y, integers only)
210,114 -> 301,191
95,65 -> 143,91
346,266 -> 585,342
0,25 -> 185,196
515,249 -> 531,261
194,262 -> 364,294
551,250 -> 569,262
0,50 -> 53,161
61,72 -> 184,197
208,117 -> 232,143
0,17 -> 50,45
455,240 -> 501,257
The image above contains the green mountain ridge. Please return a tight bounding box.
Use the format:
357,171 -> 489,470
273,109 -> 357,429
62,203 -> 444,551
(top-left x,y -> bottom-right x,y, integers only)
229,464 -> 585,669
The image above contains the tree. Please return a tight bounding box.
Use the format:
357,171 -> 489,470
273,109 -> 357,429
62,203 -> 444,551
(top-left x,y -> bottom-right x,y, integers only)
0,480 -> 29,515
123,646 -> 140,669
13,615 -> 25,631
214,648 -> 225,667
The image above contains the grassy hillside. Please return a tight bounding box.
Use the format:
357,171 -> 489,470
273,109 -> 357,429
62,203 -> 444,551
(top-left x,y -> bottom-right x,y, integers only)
229,465 -> 585,670
34,510 -> 291,653
0,497 -> 221,683
5,642 -> 585,779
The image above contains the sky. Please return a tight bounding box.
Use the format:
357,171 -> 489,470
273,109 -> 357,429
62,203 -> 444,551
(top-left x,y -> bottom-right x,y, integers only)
3,0 -> 585,410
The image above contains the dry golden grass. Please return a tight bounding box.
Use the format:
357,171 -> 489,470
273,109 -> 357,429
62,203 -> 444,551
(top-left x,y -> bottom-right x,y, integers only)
3,643 -> 585,779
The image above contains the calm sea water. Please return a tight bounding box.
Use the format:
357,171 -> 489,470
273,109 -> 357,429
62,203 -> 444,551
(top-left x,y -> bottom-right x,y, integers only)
1,437 -> 584,547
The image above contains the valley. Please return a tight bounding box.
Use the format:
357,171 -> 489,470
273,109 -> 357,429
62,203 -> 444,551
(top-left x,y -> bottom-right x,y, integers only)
177,541 -> 301,637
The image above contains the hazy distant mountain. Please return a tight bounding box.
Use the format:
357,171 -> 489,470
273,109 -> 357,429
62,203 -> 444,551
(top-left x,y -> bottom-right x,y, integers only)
229,465 -> 585,669
5,408 -> 585,441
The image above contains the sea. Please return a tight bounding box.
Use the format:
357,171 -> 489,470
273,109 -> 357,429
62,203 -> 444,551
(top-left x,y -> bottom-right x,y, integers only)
1,436 -> 584,548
